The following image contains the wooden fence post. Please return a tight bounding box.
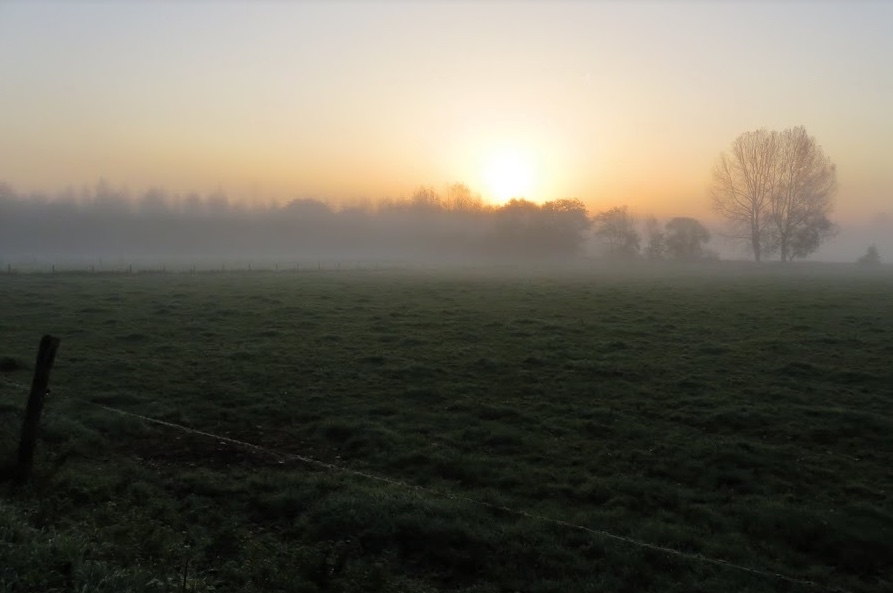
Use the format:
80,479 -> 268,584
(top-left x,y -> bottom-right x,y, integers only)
15,335 -> 61,481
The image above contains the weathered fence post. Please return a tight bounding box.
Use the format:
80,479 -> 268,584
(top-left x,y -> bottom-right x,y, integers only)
15,335 -> 61,481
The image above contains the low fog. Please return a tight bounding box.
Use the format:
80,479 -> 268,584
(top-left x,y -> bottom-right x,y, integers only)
0,182 -> 888,271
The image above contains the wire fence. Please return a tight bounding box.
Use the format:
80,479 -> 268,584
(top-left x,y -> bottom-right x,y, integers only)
0,375 -> 861,593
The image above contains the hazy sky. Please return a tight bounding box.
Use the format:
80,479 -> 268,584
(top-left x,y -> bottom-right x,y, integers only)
1,1 -> 891,220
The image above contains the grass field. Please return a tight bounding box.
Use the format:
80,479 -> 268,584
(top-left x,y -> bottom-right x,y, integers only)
1,264 -> 891,592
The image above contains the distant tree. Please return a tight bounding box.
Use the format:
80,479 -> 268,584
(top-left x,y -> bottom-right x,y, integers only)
787,213 -> 837,260
643,216 -> 666,260
491,198 -> 545,256
664,217 -> 711,260
444,183 -> 484,213
857,244 -> 881,265
592,206 -> 640,258
410,186 -> 442,211
711,126 -> 837,262
540,198 -> 591,254
137,188 -> 169,215
282,198 -> 333,220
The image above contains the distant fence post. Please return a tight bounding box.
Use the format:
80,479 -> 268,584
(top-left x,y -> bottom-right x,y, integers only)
15,335 -> 61,482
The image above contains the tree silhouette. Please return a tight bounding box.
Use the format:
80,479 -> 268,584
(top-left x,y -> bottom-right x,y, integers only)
540,199 -> 591,255
857,244 -> 881,265
664,217 -> 710,260
592,206 -> 640,258
711,126 -> 837,262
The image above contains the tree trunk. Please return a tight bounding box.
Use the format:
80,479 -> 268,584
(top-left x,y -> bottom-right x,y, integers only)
751,225 -> 762,262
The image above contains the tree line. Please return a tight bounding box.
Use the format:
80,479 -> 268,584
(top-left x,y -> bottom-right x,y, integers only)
0,182 -> 583,260
0,125 -> 848,263
0,181 -> 723,263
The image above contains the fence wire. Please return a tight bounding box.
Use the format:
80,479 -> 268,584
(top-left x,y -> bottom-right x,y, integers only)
0,376 -> 862,593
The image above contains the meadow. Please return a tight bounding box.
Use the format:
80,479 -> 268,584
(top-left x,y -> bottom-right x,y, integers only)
0,264 -> 891,592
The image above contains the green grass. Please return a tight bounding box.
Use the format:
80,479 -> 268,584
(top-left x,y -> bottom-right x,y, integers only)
1,264 -> 891,592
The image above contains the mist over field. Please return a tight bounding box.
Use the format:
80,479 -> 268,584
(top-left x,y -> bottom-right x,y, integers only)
1,182 -> 888,268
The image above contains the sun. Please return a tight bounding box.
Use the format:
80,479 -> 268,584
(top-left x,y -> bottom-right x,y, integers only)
483,150 -> 536,204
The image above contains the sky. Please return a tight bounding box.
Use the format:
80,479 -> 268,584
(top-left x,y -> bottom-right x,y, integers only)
1,1 -> 892,223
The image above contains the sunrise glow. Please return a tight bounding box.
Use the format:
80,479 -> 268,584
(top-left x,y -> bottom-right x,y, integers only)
482,150 -> 537,204
1,2 -> 892,243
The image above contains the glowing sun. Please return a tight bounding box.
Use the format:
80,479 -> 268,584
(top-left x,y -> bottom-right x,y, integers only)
483,150 -> 536,203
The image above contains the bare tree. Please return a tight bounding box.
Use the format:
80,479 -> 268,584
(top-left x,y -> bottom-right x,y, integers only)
711,129 -> 779,261
769,127 -> 837,261
592,206 -> 640,258
711,126 -> 837,262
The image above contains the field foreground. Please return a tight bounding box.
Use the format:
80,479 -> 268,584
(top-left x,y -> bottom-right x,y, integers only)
1,266 -> 891,592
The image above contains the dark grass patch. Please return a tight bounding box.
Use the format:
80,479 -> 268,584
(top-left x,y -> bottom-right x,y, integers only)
0,356 -> 24,372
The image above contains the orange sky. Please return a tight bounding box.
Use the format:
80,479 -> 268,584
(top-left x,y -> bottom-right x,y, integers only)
1,2 -> 891,223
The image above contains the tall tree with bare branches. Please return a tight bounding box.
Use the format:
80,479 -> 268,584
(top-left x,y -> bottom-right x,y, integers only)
769,126 -> 837,261
710,129 -> 779,261
711,126 -> 837,261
